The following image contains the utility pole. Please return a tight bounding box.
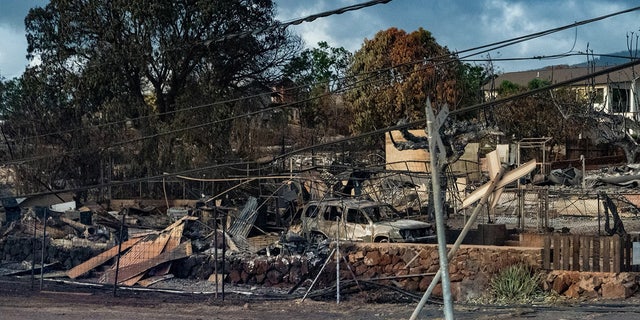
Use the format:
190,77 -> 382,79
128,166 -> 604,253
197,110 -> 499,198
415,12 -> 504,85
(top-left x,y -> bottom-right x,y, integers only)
411,98 -> 454,320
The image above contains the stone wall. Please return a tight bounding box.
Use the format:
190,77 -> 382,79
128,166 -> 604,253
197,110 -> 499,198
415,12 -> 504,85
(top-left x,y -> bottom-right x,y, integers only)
195,243 -> 544,301
206,243 -> 639,301
0,236 -> 101,270
173,253 -> 319,288
341,243 -> 542,301
3,236 -> 638,301
544,271 -> 640,299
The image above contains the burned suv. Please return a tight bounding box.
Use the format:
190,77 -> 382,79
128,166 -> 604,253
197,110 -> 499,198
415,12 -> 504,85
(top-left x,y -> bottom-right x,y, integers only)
301,198 -> 434,243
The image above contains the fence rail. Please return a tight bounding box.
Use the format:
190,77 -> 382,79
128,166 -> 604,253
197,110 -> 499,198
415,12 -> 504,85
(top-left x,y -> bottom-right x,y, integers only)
542,233 -> 640,272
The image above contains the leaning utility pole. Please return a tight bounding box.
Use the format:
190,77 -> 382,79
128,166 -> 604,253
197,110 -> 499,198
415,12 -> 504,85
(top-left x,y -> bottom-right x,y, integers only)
411,98 -> 455,320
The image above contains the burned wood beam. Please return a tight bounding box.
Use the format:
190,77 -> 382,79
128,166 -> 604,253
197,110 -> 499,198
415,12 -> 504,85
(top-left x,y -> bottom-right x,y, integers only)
102,240 -> 193,284
66,237 -> 143,279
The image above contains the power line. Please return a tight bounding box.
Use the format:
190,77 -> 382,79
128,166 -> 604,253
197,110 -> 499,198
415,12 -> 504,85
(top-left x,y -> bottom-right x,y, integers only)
7,58 -> 640,201
6,0 -> 394,145
9,3 -> 638,146
2,51 -> 636,166
4,4 -> 640,190
272,59 -> 640,161
204,0 -> 392,44
452,6 -> 640,61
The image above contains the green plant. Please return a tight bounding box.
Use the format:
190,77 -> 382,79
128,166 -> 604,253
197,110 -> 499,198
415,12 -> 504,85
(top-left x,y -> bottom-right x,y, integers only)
489,264 -> 543,303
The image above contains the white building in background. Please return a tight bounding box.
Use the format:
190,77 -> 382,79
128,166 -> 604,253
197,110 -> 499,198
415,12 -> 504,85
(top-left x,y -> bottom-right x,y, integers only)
483,65 -> 640,119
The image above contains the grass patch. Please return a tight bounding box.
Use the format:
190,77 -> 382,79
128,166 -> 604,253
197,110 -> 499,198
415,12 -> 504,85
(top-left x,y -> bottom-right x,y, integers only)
488,264 -> 544,304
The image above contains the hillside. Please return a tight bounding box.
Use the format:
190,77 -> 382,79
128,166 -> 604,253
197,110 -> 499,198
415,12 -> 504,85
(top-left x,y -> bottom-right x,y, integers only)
572,50 -> 640,67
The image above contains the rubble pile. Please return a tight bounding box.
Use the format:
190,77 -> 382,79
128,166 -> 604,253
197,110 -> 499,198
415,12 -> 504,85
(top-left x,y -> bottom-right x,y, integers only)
544,271 -> 640,299
0,236 -> 100,271
0,196 -> 293,287
69,216 -> 198,286
585,164 -> 640,188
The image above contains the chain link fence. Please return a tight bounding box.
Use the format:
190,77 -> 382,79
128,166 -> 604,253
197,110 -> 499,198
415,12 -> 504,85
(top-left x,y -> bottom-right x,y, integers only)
460,187 -> 640,236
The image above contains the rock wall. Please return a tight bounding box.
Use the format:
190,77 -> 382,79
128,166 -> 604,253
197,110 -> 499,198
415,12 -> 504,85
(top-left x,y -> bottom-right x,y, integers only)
3,236 -> 638,301
190,243 -> 544,301
0,236 -> 101,270
201,243 -> 639,301
544,271 -> 640,299
341,243 -> 542,301
174,253 -> 319,287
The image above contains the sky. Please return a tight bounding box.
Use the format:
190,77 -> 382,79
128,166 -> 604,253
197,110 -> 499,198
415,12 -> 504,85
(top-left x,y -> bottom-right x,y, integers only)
1,0 -> 639,80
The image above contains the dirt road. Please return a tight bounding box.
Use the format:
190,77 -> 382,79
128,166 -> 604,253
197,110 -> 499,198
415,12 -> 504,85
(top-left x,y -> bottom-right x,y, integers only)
2,277 -> 640,320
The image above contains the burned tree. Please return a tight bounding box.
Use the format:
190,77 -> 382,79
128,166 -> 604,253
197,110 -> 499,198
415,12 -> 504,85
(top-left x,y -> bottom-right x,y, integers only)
580,111 -> 640,163
551,85 -> 640,164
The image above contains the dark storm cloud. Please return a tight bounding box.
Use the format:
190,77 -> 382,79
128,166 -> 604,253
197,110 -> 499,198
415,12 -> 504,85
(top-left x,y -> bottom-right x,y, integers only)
0,0 -> 47,30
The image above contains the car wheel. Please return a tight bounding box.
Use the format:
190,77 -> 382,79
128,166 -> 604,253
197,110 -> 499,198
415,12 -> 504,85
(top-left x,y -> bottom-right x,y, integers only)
310,232 -> 327,244
375,237 -> 390,243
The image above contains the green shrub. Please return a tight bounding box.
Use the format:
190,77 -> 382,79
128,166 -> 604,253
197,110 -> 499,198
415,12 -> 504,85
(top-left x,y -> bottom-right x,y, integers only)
489,264 -> 543,303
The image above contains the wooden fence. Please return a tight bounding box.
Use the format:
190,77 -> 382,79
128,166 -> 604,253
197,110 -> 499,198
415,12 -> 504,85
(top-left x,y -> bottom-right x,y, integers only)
542,233 -> 640,272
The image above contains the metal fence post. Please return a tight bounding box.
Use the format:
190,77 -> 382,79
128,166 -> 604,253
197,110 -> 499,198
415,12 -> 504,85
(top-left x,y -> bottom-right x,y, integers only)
214,208 -> 218,299
39,208 -> 47,291
30,212 -> 37,290
113,209 -> 127,297
597,193 -> 601,236
222,210 -> 226,301
517,189 -> 524,230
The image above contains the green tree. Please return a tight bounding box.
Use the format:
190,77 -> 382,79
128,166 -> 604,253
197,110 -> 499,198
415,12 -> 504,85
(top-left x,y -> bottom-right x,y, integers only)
497,80 -> 522,96
283,41 -> 352,91
282,41 -> 353,135
457,63 -> 490,108
11,0 -> 300,192
528,78 -> 551,90
344,28 -> 464,139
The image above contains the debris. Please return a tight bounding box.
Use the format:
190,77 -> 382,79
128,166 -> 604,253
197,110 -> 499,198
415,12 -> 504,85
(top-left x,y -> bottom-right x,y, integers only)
64,214 -> 198,285
462,159 -> 536,209
246,233 -> 280,253
228,197 -> 259,239
149,221 -> 186,277
547,167 -> 583,186
227,197 -> 259,252
102,240 -> 192,284
137,274 -> 174,287
167,207 -> 190,221
1,196 -> 21,225
602,193 -> 627,236
66,237 -> 143,279
50,201 -> 76,213
114,229 -> 173,286
59,216 -> 93,235
0,261 -> 60,277
597,174 -> 640,187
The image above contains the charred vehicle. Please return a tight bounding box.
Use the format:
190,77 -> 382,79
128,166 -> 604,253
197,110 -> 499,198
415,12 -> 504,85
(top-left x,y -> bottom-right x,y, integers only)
301,198 -> 434,243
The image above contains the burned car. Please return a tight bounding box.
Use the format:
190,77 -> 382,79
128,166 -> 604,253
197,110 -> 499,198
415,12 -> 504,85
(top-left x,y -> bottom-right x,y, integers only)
301,198 -> 434,243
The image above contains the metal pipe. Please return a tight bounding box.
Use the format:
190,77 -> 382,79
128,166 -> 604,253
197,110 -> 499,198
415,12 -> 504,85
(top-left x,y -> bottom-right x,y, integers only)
214,209 -> 218,299
580,155 -> 586,189
301,248 -> 337,302
31,212 -> 36,290
336,217 -> 340,304
113,209 -> 127,297
222,210 -> 226,301
597,193 -> 601,235
39,208 -> 47,291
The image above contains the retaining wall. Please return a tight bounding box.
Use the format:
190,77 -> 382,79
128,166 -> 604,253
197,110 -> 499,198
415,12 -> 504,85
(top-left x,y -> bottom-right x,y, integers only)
0,236 -> 101,270
2,237 -> 638,301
